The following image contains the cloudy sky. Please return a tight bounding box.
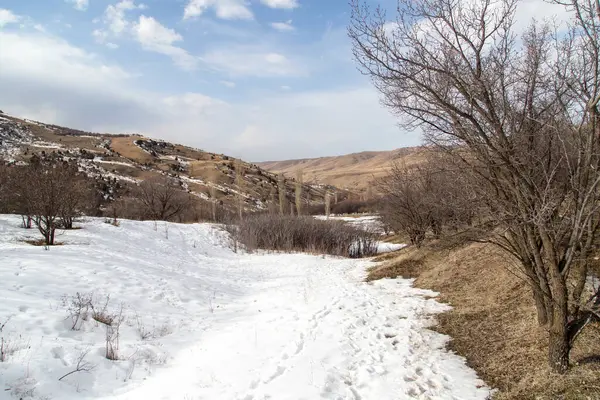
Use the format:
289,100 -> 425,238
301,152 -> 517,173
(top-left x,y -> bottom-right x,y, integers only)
0,0 -> 570,161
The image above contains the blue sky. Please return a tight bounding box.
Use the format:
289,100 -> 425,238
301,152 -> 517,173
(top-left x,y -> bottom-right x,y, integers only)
0,0 -> 568,160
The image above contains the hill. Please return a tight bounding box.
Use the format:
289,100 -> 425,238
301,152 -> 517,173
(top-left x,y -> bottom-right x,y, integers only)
0,112 -> 340,215
257,147 -> 426,192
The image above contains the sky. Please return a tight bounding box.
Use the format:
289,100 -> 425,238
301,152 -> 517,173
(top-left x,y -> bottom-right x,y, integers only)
0,0 -> 571,161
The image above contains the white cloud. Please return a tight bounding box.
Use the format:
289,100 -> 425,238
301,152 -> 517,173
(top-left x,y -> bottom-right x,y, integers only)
183,0 -> 253,20
270,20 -> 294,32
514,0 -> 571,33
260,0 -> 298,9
203,48 -> 305,77
93,0 -> 146,43
132,15 -> 197,70
220,80 -> 236,88
0,9 -> 20,27
0,29 -> 408,161
66,0 -> 89,11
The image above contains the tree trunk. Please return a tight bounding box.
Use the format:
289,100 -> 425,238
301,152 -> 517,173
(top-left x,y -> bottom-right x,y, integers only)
533,290 -> 549,326
548,320 -> 570,374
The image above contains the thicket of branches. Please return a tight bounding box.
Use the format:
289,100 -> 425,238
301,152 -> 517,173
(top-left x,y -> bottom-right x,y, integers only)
2,160 -> 93,245
226,214 -> 379,258
377,159 -> 475,246
350,0 -> 600,372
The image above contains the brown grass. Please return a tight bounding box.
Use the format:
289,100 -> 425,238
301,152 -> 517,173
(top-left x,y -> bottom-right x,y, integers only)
366,258 -> 425,281
368,239 -> 600,399
24,239 -> 64,246
110,136 -> 155,164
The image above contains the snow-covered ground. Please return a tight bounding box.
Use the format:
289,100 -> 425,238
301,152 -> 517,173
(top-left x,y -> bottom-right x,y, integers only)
0,216 -> 489,399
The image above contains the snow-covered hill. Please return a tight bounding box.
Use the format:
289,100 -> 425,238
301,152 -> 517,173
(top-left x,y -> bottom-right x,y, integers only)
0,216 -> 490,399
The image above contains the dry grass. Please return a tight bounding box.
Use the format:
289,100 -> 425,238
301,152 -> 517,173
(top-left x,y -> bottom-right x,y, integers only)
109,136 -> 155,164
366,258 -> 425,281
368,240 -> 600,399
24,239 -> 64,246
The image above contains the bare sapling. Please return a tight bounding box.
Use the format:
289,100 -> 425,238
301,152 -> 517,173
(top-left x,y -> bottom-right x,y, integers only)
209,185 -> 217,221
278,174 -> 286,215
58,349 -> 95,381
234,160 -> 244,221
295,170 -> 303,216
106,304 -> 124,360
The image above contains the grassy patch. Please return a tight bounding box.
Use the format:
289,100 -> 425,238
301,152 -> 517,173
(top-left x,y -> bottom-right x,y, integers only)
366,258 -> 425,281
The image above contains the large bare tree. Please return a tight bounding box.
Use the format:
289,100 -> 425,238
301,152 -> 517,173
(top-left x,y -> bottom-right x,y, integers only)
350,0 -> 600,373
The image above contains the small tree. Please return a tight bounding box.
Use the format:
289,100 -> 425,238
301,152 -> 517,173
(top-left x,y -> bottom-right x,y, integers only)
234,160 -> 245,221
136,176 -> 189,221
278,174 -> 286,215
209,185 -> 217,222
325,192 -> 331,219
14,161 -> 89,245
295,170 -> 303,216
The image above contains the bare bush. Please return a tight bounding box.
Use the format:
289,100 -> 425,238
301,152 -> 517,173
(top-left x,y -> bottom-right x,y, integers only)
331,199 -> 378,215
0,317 -> 11,362
226,214 -> 379,258
378,159 -> 473,246
63,292 -> 93,330
58,349 -> 95,381
135,176 -> 190,221
106,305 -> 124,360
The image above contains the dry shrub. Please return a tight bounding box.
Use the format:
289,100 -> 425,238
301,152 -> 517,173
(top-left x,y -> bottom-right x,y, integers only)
366,258 -> 424,281
226,214 -> 378,258
331,199 -> 378,215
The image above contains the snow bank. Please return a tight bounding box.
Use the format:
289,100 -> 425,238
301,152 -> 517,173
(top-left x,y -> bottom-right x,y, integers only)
0,215 -> 489,399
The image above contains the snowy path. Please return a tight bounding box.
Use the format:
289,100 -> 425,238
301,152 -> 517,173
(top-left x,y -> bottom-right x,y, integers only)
0,216 -> 489,400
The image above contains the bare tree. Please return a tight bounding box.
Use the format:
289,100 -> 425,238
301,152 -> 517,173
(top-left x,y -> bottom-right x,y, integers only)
234,160 -> 245,221
209,185 -> 218,222
11,161 -> 91,245
350,0 -> 600,373
295,170 -> 303,216
278,174 -> 286,215
136,176 -> 189,221
325,192 -> 331,219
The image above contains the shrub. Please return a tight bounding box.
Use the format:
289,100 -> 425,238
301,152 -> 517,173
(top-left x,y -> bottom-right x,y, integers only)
226,214 -> 378,258
331,199 -> 378,215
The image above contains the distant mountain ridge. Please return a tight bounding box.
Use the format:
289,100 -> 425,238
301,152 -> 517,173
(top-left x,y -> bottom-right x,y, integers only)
257,147 -> 425,191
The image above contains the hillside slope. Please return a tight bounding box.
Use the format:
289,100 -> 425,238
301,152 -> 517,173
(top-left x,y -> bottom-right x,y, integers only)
257,147 -> 425,191
0,112 -> 336,213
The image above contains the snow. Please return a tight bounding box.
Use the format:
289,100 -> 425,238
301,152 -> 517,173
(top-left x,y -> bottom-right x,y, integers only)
92,158 -> 136,168
0,215 -> 490,399
377,242 -> 406,253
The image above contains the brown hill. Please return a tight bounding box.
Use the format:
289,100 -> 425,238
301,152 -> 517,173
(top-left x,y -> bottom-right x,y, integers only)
0,113 -> 342,214
257,147 -> 426,192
